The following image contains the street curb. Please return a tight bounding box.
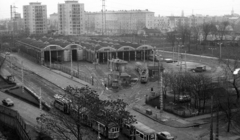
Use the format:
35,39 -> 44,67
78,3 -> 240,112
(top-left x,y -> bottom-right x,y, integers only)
132,106 -> 208,128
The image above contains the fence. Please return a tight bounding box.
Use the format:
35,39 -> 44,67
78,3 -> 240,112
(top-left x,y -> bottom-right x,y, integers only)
0,105 -> 31,140
145,94 -> 216,118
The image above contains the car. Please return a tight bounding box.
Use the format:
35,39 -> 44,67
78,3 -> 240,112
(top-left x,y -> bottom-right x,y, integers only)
190,66 -> 206,73
157,131 -> 174,140
177,95 -> 191,103
2,98 -> 14,107
164,58 -> 177,63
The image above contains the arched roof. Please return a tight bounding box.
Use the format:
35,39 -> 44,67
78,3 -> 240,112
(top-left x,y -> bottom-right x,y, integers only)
43,45 -> 63,50
118,46 -> 135,51
137,45 -> 153,50
64,44 -> 83,50
98,46 -> 116,52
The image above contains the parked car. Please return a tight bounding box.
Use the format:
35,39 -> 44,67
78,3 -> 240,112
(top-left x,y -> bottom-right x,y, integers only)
190,66 -> 206,73
2,98 -> 14,107
157,131 -> 174,140
164,58 -> 177,63
177,95 -> 191,103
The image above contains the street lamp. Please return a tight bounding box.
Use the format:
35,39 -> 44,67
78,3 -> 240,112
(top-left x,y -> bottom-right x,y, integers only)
217,43 -> 223,59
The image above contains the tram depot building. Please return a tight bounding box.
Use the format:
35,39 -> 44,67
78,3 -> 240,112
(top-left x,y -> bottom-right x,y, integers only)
16,36 -> 155,64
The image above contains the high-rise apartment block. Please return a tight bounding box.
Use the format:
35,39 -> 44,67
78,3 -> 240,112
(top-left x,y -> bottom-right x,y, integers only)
85,9 -> 154,35
48,13 -> 58,30
23,2 -> 47,34
58,0 -> 85,35
85,12 -> 96,33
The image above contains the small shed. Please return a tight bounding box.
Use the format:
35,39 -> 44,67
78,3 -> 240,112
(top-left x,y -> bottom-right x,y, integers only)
148,65 -> 159,77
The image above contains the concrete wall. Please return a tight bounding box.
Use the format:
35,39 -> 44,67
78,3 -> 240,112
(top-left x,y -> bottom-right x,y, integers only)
0,105 -> 31,140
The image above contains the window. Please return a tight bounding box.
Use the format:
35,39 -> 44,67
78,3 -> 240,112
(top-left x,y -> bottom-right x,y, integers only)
139,133 -> 144,138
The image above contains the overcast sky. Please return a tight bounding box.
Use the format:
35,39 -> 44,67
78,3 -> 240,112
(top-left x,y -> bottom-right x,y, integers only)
0,0 -> 239,19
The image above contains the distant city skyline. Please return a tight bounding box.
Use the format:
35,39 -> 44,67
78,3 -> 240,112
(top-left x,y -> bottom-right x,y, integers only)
0,0 -> 239,19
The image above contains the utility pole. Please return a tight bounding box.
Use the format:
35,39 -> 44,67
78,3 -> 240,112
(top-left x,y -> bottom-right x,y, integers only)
39,87 -> 42,111
215,105 -> 219,140
10,5 -> 12,22
70,49 -> 73,79
21,61 -> 24,93
210,93 -> 214,140
218,43 -> 222,59
185,51 -> 187,71
172,46 -> 174,61
102,0 -> 106,36
10,5 -> 17,49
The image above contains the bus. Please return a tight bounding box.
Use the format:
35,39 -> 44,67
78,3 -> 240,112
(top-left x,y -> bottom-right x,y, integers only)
123,121 -> 156,140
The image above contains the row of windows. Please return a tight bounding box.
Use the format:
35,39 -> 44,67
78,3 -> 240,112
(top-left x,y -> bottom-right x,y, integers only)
109,127 -> 119,133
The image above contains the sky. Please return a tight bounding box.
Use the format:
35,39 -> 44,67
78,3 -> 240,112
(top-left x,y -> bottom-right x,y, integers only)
0,0 -> 239,19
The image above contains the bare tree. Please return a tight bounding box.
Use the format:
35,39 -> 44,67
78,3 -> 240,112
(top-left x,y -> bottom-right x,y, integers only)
202,22 -> 216,42
166,30 -> 177,52
97,98 -> 136,135
36,86 -> 135,140
217,21 -> 230,41
37,86 -> 101,140
218,57 -> 240,133
162,73 -> 172,99
177,24 -> 191,47
216,87 -> 236,132
190,25 -> 202,50
220,58 -> 240,100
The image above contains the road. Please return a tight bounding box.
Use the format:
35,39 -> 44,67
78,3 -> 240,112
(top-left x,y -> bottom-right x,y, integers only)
0,91 -> 41,126
8,53 -> 87,88
3,52 -> 225,140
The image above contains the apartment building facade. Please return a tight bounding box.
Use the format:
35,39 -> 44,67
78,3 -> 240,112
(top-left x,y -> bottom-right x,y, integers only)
48,13 -> 58,30
85,12 -> 96,33
85,9 -> 154,35
58,0 -> 85,35
23,2 -> 47,34
153,16 -> 170,32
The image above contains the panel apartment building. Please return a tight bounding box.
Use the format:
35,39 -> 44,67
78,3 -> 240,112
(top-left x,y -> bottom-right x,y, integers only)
58,0 -> 85,35
23,2 -> 47,34
85,9 -> 154,35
